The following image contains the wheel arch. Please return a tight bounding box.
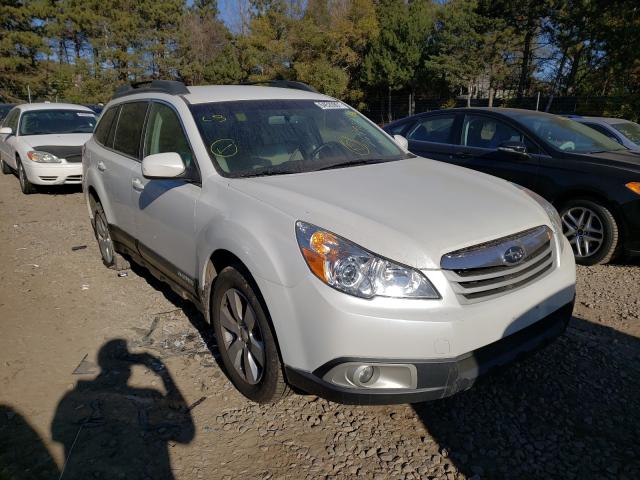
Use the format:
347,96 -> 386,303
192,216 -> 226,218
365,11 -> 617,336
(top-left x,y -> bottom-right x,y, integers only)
201,248 -> 294,379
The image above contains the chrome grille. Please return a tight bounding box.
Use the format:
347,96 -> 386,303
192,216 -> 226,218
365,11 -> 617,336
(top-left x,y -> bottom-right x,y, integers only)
441,225 -> 555,303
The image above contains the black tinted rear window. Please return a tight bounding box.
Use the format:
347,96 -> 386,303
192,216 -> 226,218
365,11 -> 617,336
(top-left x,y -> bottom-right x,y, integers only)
94,107 -> 118,146
113,102 -> 148,158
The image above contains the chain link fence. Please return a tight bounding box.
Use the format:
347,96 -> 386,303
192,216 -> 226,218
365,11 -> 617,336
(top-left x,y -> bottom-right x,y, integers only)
361,94 -> 640,125
3,84 -> 639,125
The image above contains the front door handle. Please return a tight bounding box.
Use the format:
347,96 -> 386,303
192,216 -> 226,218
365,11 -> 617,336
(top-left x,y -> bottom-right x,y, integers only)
97,161 -> 106,172
131,177 -> 145,191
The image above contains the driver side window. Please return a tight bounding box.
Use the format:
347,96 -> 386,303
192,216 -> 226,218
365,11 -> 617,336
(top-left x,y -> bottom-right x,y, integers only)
144,103 -> 198,180
461,115 -> 538,153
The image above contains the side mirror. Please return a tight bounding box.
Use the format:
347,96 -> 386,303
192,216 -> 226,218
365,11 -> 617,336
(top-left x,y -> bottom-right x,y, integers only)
498,141 -> 528,155
0,127 -> 13,135
393,134 -> 409,152
142,152 -> 185,179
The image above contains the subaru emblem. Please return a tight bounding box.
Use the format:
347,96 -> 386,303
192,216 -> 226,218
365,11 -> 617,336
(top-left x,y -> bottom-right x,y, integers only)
503,245 -> 526,265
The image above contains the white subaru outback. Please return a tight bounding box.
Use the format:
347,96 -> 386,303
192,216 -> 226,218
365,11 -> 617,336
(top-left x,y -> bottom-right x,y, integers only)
83,80 -> 576,404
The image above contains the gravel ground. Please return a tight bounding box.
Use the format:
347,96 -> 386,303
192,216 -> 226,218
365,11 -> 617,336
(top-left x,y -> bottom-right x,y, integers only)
0,172 -> 638,480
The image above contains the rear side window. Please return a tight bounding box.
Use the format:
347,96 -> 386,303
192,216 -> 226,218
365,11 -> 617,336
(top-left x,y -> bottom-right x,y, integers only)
94,107 -> 118,146
407,115 -> 455,144
113,102 -> 148,158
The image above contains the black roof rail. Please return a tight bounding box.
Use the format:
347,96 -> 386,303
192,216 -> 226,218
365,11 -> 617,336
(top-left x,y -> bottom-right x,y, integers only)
238,80 -> 319,93
112,80 -> 189,99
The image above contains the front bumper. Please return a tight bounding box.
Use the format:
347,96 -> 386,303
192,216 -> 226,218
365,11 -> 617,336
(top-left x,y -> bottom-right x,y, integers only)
22,161 -> 83,185
285,300 -> 573,404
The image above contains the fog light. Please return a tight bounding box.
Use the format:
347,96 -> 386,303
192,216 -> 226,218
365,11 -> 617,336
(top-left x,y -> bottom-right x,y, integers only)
354,365 -> 375,385
323,362 -> 418,389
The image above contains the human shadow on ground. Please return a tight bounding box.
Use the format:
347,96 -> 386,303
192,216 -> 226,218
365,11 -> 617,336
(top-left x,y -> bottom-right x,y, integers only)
51,339 -> 195,479
0,405 -> 60,479
413,315 -> 640,479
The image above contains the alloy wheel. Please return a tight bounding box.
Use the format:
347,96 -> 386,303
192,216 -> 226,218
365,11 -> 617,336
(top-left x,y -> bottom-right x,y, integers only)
219,288 -> 265,385
561,206 -> 604,258
94,212 -> 114,265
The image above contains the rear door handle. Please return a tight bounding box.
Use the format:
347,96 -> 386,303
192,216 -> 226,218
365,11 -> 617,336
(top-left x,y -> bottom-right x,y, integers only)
131,177 -> 145,191
97,161 -> 106,172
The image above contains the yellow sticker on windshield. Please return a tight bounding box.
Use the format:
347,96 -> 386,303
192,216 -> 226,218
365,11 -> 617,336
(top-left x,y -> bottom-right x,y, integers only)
345,110 -> 358,118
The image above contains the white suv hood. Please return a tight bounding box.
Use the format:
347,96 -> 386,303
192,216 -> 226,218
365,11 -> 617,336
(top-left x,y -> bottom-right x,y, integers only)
231,157 -> 551,269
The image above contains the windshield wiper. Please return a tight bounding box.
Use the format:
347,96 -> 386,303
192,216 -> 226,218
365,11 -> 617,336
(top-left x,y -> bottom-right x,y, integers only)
239,166 -> 301,177
314,158 -> 389,171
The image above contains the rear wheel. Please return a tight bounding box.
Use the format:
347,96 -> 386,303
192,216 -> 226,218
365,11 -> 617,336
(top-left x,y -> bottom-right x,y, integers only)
560,198 -> 619,265
211,266 -> 290,403
1,158 -> 11,174
92,202 -> 129,270
17,159 -> 36,194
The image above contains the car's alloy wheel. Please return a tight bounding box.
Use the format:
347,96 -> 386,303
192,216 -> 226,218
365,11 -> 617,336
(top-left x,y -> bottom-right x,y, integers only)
560,199 -> 619,265
94,206 -> 115,266
211,266 -> 290,403
91,202 -> 129,270
219,288 -> 265,385
562,206 -> 604,258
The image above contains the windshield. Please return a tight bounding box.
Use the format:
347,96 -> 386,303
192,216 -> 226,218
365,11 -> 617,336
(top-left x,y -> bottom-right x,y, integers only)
611,121 -> 640,144
19,109 -> 96,136
513,113 -> 626,153
190,99 -> 408,177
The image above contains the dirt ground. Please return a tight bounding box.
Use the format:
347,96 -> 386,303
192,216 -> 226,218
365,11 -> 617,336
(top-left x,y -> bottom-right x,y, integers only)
0,171 -> 639,480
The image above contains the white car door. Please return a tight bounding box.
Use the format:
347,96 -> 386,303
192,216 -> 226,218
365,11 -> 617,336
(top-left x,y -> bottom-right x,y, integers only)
0,109 -> 20,168
132,101 -> 200,292
99,101 -> 149,239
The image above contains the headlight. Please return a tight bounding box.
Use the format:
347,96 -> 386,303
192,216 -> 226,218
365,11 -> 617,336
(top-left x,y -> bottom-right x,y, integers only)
295,221 -> 439,299
27,151 -> 61,163
512,184 -> 564,250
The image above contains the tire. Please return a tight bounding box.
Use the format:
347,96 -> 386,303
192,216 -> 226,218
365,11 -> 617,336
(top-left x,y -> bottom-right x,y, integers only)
211,265 -> 290,403
92,202 -> 129,270
559,198 -> 620,265
16,159 -> 36,194
1,158 -> 11,174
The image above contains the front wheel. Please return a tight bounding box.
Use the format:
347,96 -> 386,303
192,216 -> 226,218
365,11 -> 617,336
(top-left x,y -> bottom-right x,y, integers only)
211,266 -> 290,403
17,159 -> 36,194
560,199 -> 619,265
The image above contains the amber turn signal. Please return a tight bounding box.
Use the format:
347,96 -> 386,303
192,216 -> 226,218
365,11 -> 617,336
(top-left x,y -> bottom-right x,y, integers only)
625,182 -> 640,195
